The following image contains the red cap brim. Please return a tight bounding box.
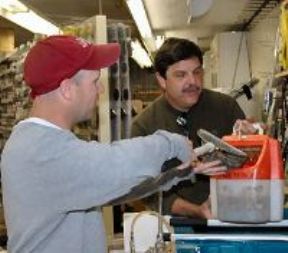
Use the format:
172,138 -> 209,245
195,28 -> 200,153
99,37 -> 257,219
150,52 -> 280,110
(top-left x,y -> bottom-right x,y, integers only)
84,43 -> 121,70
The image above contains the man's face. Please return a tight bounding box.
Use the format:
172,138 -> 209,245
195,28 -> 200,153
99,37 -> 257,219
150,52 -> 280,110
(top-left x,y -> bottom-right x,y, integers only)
73,70 -> 104,122
157,57 -> 204,111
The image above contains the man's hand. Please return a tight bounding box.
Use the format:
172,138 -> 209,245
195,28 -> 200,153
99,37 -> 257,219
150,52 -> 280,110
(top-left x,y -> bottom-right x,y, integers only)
193,160 -> 227,175
233,119 -> 266,135
177,159 -> 227,175
171,197 -> 213,219
178,139 -> 227,175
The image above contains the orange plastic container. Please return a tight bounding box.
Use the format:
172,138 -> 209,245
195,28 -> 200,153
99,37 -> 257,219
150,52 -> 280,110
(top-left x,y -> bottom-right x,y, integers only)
210,134 -> 285,223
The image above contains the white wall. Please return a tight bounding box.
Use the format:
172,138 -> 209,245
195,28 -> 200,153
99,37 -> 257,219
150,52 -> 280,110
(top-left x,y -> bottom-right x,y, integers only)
207,31 -> 256,118
246,7 -> 279,120
204,7 -> 279,121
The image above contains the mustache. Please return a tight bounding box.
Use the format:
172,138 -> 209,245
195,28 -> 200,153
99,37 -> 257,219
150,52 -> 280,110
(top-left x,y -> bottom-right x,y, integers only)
182,85 -> 201,93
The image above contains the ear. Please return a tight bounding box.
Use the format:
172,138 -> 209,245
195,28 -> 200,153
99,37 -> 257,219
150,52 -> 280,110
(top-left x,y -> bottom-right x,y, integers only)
156,72 -> 167,91
58,79 -> 74,100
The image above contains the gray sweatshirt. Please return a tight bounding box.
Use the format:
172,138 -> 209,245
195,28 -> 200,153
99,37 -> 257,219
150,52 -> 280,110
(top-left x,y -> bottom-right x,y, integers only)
1,120 -> 191,253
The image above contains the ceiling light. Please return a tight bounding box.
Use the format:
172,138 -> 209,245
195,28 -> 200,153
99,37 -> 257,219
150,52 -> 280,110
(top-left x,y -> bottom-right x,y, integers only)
0,0 -> 61,35
126,0 -> 156,53
187,0 -> 214,23
0,0 -> 27,12
131,40 -> 153,68
126,0 -> 152,38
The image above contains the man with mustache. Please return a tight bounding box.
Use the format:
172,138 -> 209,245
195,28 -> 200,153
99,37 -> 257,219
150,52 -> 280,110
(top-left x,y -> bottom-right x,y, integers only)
131,37 -> 254,219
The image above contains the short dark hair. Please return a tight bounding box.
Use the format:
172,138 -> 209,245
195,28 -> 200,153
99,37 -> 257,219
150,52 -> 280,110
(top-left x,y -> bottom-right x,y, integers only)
154,37 -> 203,78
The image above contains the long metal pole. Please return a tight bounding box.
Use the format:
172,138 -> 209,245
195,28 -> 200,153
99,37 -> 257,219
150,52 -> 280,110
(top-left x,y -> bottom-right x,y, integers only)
98,0 -> 103,15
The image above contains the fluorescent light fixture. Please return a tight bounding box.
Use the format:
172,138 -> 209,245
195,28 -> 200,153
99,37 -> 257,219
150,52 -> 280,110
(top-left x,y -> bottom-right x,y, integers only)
0,0 -> 61,35
126,0 -> 157,52
0,0 -> 27,12
126,0 -> 152,38
131,40 -> 153,68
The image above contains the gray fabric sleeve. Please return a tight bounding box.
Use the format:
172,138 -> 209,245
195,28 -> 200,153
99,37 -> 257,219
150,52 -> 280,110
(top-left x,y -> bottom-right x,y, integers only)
131,119 -> 189,214
5,126 -> 191,213
154,130 -> 190,163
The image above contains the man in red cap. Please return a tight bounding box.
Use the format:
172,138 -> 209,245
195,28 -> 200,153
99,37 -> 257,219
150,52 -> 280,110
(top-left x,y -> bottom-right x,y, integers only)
1,35 -> 225,253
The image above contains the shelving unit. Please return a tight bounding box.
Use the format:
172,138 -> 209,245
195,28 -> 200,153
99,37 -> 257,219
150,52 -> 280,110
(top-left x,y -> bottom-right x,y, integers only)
0,45 -> 32,153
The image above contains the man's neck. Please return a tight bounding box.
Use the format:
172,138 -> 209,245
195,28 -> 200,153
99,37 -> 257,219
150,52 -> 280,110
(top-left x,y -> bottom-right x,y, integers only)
30,102 -> 73,130
163,94 -> 190,112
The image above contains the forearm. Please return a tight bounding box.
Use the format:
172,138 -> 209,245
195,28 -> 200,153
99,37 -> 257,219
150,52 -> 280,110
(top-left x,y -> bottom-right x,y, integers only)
171,197 -> 212,219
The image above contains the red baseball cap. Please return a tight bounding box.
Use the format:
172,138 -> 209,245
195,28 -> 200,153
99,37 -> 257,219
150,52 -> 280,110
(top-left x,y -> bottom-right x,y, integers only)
24,35 -> 120,98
